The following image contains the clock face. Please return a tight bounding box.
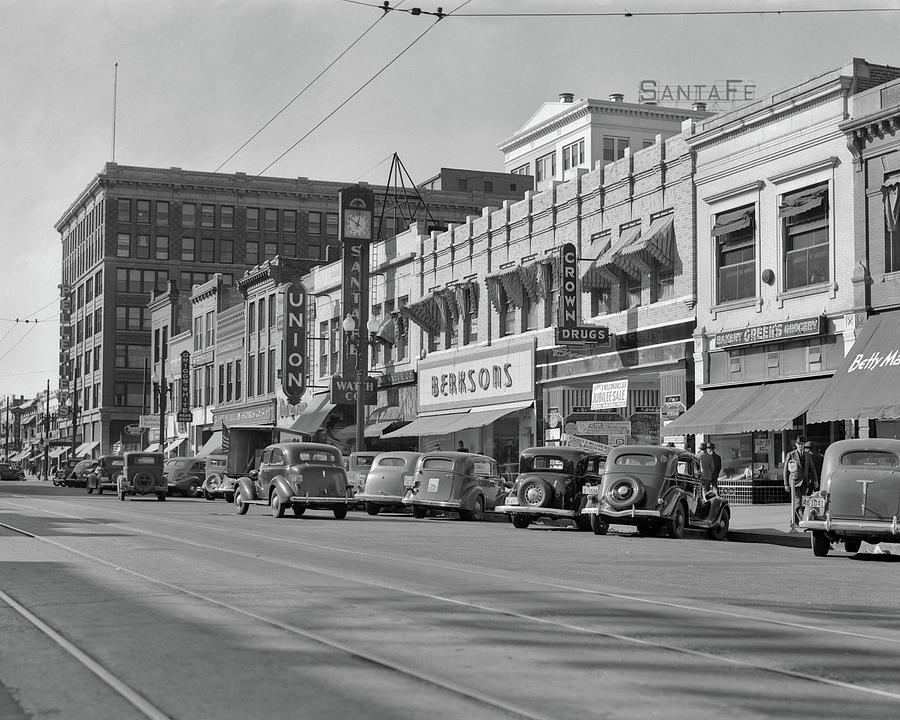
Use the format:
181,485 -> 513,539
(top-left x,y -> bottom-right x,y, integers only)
344,208 -> 372,239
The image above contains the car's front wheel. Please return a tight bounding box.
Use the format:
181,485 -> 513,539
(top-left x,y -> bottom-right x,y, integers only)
365,502 -> 380,516
234,490 -> 249,515
271,492 -> 286,518
511,515 -> 530,529
591,514 -> 609,535
812,530 -> 830,557
412,506 -> 427,519
461,495 -> 484,522
706,507 -> 730,541
843,538 -> 862,554
667,502 -> 686,539
333,507 -> 348,520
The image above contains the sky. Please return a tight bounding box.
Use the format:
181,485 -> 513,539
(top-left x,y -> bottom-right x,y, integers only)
1,0 -> 900,400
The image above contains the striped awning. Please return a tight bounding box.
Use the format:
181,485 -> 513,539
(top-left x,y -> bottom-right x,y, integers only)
619,214 -> 675,266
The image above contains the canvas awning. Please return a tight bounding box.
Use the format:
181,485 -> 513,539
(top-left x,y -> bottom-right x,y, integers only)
9,448 -> 30,462
49,447 -> 70,459
778,187 -> 826,219
74,440 -> 99,458
661,385 -> 759,436
807,312 -> 900,422
619,214 -> 675,266
290,394 -> 336,435
143,443 -> 161,453
196,431 -> 222,457
164,437 -> 187,454
711,207 -> 753,237
382,401 -> 533,439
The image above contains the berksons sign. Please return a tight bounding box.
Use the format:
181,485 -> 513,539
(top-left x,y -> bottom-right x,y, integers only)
418,339 -> 535,413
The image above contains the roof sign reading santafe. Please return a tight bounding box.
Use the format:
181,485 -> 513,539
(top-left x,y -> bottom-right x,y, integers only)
417,338 -> 535,414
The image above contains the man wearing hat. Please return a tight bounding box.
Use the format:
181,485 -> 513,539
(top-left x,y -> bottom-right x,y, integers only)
783,435 -> 819,529
697,442 -> 717,493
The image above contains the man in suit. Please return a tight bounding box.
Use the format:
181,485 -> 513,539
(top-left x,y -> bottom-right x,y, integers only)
707,443 -> 722,492
697,442 -> 717,493
784,435 -> 819,529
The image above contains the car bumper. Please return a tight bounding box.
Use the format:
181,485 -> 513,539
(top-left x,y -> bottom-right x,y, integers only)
581,505 -> 662,520
288,495 -> 352,506
801,516 -> 900,534
494,504 -> 576,518
355,493 -> 405,505
402,497 -> 463,511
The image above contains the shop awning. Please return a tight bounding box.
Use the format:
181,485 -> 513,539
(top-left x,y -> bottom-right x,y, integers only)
712,207 -> 754,237
196,431 -> 222,457
714,378 -> 830,433
74,440 -> 99,458
382,401 -> 533,439
365,420 -> 408,438
619,214 -> 675,266
48,447 -> 70,459
164,437 -> 187,454
290,394 -> 336,435
9,448 -> 30,462
807,312 -> 900,423
144,443 -> 161,453
661,385 -> 759,436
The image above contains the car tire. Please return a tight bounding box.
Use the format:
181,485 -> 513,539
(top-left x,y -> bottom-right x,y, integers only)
462,495 -> 485,522
86,487 -> 93,495
234,490 -> 249,515
365,502 -> 380,516
292,504 -> 306,517
511,515 -> 531,529
666,502 -> 686,539
604,476 -> 644,510
812,530 -> 830,557
98,488 -> 104,495
333,507 -> 349,520
203,489 -> 214,501
157,492 -> 166,501
188,480 -> 199,498
517,478 -> 552,508
271,492 -> 286,518
843,538 -> 862,554
412,506 -> 427,519
591,514 -> 609,535
706,507 -> 730,541
224,492 -> 235,504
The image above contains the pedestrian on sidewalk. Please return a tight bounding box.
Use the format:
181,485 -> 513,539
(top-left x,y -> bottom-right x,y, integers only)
784,435 -> 818,530
697,442 -> 717,493
707,443 -> 722,492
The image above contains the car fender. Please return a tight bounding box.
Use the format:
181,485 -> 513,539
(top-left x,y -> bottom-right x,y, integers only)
658,486 -> 687,517
235,476 -> 257,501
706,496 -> 729,522
269,475 -> 294,503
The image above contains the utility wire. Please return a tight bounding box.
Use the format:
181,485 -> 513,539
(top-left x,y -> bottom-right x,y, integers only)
0,323 -> 38,363
259,0 -> 473,175
214,5 -> 394,172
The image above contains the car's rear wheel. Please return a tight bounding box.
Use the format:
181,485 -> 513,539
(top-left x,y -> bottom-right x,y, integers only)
591,514 -> 609,535
511,515 -> 530,529
188,480 -> 199,498
575,515 -> 592,532
812,530 -> 830,557
462,495 -> 485,522
271,492 -> 286,518
667,502 -> 686,539
234,490 -> 249,515
333,506 -> 349,520
412,506 -> 427,519
156,492 -> 166,501
292,504 -> 306,517
706,507 -> 730,541
517,478 -> 552,508
365,502 -> 380,516
843,538 -> 862,554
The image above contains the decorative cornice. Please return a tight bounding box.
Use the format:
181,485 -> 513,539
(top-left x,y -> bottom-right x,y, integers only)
702,180 -> 765,205
767,156 -> 840,184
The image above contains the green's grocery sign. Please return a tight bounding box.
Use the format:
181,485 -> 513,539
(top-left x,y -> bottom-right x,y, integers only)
714,316 -> 824,348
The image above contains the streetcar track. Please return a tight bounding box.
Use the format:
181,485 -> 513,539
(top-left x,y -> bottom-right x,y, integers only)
3,498 -> 900,705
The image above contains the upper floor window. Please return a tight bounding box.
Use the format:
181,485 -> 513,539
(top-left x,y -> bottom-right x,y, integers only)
780,183 -> 829,290
117,199 -> 130,223
201,237 -> 215,263
511,164 -> 529,175
181,237 -> 195,262
308,211 -> 322,234
264,208 -> 277,232
603,137 -> 628,163
246,240 -> 259,265
205,311 -> 215,346
117,233 -> 130,258
562,139 -> 585,171
220,205 -> 234,229
535,152 -> 556,183
201,204 -> 215,228
247,207 -> 260,231
156,201 -> 169,226
326,212 -> 338,236
220,239 -> 233,263
182,203 -> 196,227
713,205 -> 756,304
500,287 -> 517,337
283,210 -> 296,233
154,235 -> 169,260
136,200 -> 150,224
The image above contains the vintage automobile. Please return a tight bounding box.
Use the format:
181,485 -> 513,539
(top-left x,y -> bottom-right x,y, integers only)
581,445 -> 731,540
0,462 -> 25,481
495,446 -> 606,530
117,452 -> 166,501
354,451 -> 422,515
233,441 -> 352,519
800,438 -> 900,556
86,455 -> 123,494
346,451 -> 378,498
201,454 -> 232,500
66,459 -> 96,489
163,456 -> 206,497
53,458 -> 80,486
402,452 -> 505,521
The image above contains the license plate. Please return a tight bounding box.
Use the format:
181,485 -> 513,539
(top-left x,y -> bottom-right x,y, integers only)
403,478 -> 416,489
427,478 -> 440,493
505,496 -> 518,506
802,496 -> 825,508
584,485 -> 600,496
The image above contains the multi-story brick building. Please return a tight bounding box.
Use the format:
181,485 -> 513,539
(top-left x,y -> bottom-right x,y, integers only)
55,163 -> 532,457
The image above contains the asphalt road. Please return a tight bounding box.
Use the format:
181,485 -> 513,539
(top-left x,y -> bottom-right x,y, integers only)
1,480 -> 899,720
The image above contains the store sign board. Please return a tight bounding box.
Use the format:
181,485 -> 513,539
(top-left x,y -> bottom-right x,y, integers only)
177,351 -> 192,423
590,379 -> 628,410
555,325 -> 610,346
559,242 -> 578,327
714,316 -> 824,348
575,420 -> 632,435
281,282 -> 307,405
562,433 -> 613,454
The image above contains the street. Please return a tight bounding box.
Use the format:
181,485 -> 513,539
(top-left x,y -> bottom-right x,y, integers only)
2,480 -> 899,720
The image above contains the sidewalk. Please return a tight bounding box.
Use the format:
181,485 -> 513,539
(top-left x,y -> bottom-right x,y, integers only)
720,503 -> 808,548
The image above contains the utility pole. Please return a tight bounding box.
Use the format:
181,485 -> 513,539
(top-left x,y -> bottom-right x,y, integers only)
43,379 -> 50,481
157,376 -> 168,454
70,369 -> 79,458
4,397 -> 8,461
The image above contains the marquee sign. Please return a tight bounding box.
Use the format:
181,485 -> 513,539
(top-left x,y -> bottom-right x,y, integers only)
340,185 -> 373,376
281,281 -> 307,405
177,351 -> 192,423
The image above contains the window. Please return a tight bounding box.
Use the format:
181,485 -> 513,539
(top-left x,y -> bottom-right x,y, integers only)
257,298 -> 266,334
226,362 -> 233,402
135,234 -> 150,259
246,241 -> 259,265
116,306 -> 148,331
308,211 -> 322,234
85,278 -> 93,302
545,264 -> 559,327
136,200 -> 150,224
264,242 -> 277,260
714,205 -> 756,304
257,351 -> 265,395
218,365 -> 225,404
268,294 -> 276,327
247,207 -> 259,231
397,297 -> 408,360
205,311 -> 214,346
204,366 -> 214,405
562,139 -> 585,171
201,237 -> 215,263
781,184 -> 829,290
117,199 -> 130,223
264,208 -> 277,232
283,242 -> 296,257
84,313 -> 93,337
330,317 -> 340,376
307,243 -> 320,260
155,235 -> 169,260
156,201 -> 169,225
220,239 -> 233,263
235,359 -> 242,400
484,181 -> 493,192
117,233 -> 130,257
501,287 -> 516,337
181,271 -> 210,289
457,179 -> 467,191
220,205 -> 234,229
95,272 -> 102,297
201,204 -> 215,228
267,349 -> 275,393
193,316 -> 202,350
626,276 -> 642,309
326,212 -> 338,236
283,209 -> 296,233
643,139 -> 656,149
181,237 -> 195,261
319,321 -> 328,376
94,308 -> 102,335
603,137 -> 629,163
247,355 -> 255,398
248,302 -> 256,334
193,368 -> 202,406
522,292 -> 538,331
511,164 -> 529,175
182,203 -> 196,227
654,261 -> 675,302
535,152 -> 556,182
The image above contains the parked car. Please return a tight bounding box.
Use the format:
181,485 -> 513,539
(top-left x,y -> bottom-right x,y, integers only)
53,459 -> 79,486
233,442 -> 352,519
354,451 -> 422,515
117,452 -> 166,501
86,455 -> 123,494
402,452 -> 505,521
201,454 -> 232,501
495,446 -> 606,530
347,452 -> 378,498
67,459 -> 96,489
163,456 -> 206,497
0,462 -> 25,481
800,438 -> 900,556
581,445 -> 730,540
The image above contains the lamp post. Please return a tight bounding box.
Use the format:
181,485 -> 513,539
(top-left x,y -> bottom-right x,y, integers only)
341,314 -> 380,454
42,378 -> 50,481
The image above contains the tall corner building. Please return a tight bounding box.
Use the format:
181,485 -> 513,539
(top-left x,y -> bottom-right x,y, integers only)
54,163 -> 533,455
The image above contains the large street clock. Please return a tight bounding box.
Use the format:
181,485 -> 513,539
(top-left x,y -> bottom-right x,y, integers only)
343,197 -> 372,240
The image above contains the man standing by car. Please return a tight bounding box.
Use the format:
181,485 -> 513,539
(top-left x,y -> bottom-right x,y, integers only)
784,435 -> 819,530
697,442 -> 716,493
707,443 -> 722,492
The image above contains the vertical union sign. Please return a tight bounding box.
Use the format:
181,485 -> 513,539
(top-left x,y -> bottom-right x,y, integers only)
282,281 -> 307,405
178,351 -> 192,422
559,242 -> 578,328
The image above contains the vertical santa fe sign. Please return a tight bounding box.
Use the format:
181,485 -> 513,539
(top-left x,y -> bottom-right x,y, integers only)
282,281 -> 307,405
559,242 -> 578,328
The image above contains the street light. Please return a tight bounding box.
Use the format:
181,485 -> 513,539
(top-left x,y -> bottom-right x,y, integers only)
341,314 -> 380,454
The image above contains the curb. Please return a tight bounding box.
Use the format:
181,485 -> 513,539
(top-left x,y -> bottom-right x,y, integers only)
725,529 -> 809,548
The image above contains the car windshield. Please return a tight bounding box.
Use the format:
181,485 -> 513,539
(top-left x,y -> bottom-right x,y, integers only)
165,459 -> 192,471
352,455 -> 376,467
840,451 -> 900,467
422,458 -> 454,471
377,457 -> 407,467
293,450 -> 340,464
614,454 -> 658,467
133,456 -> 158,465
529,456 -> 571,473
